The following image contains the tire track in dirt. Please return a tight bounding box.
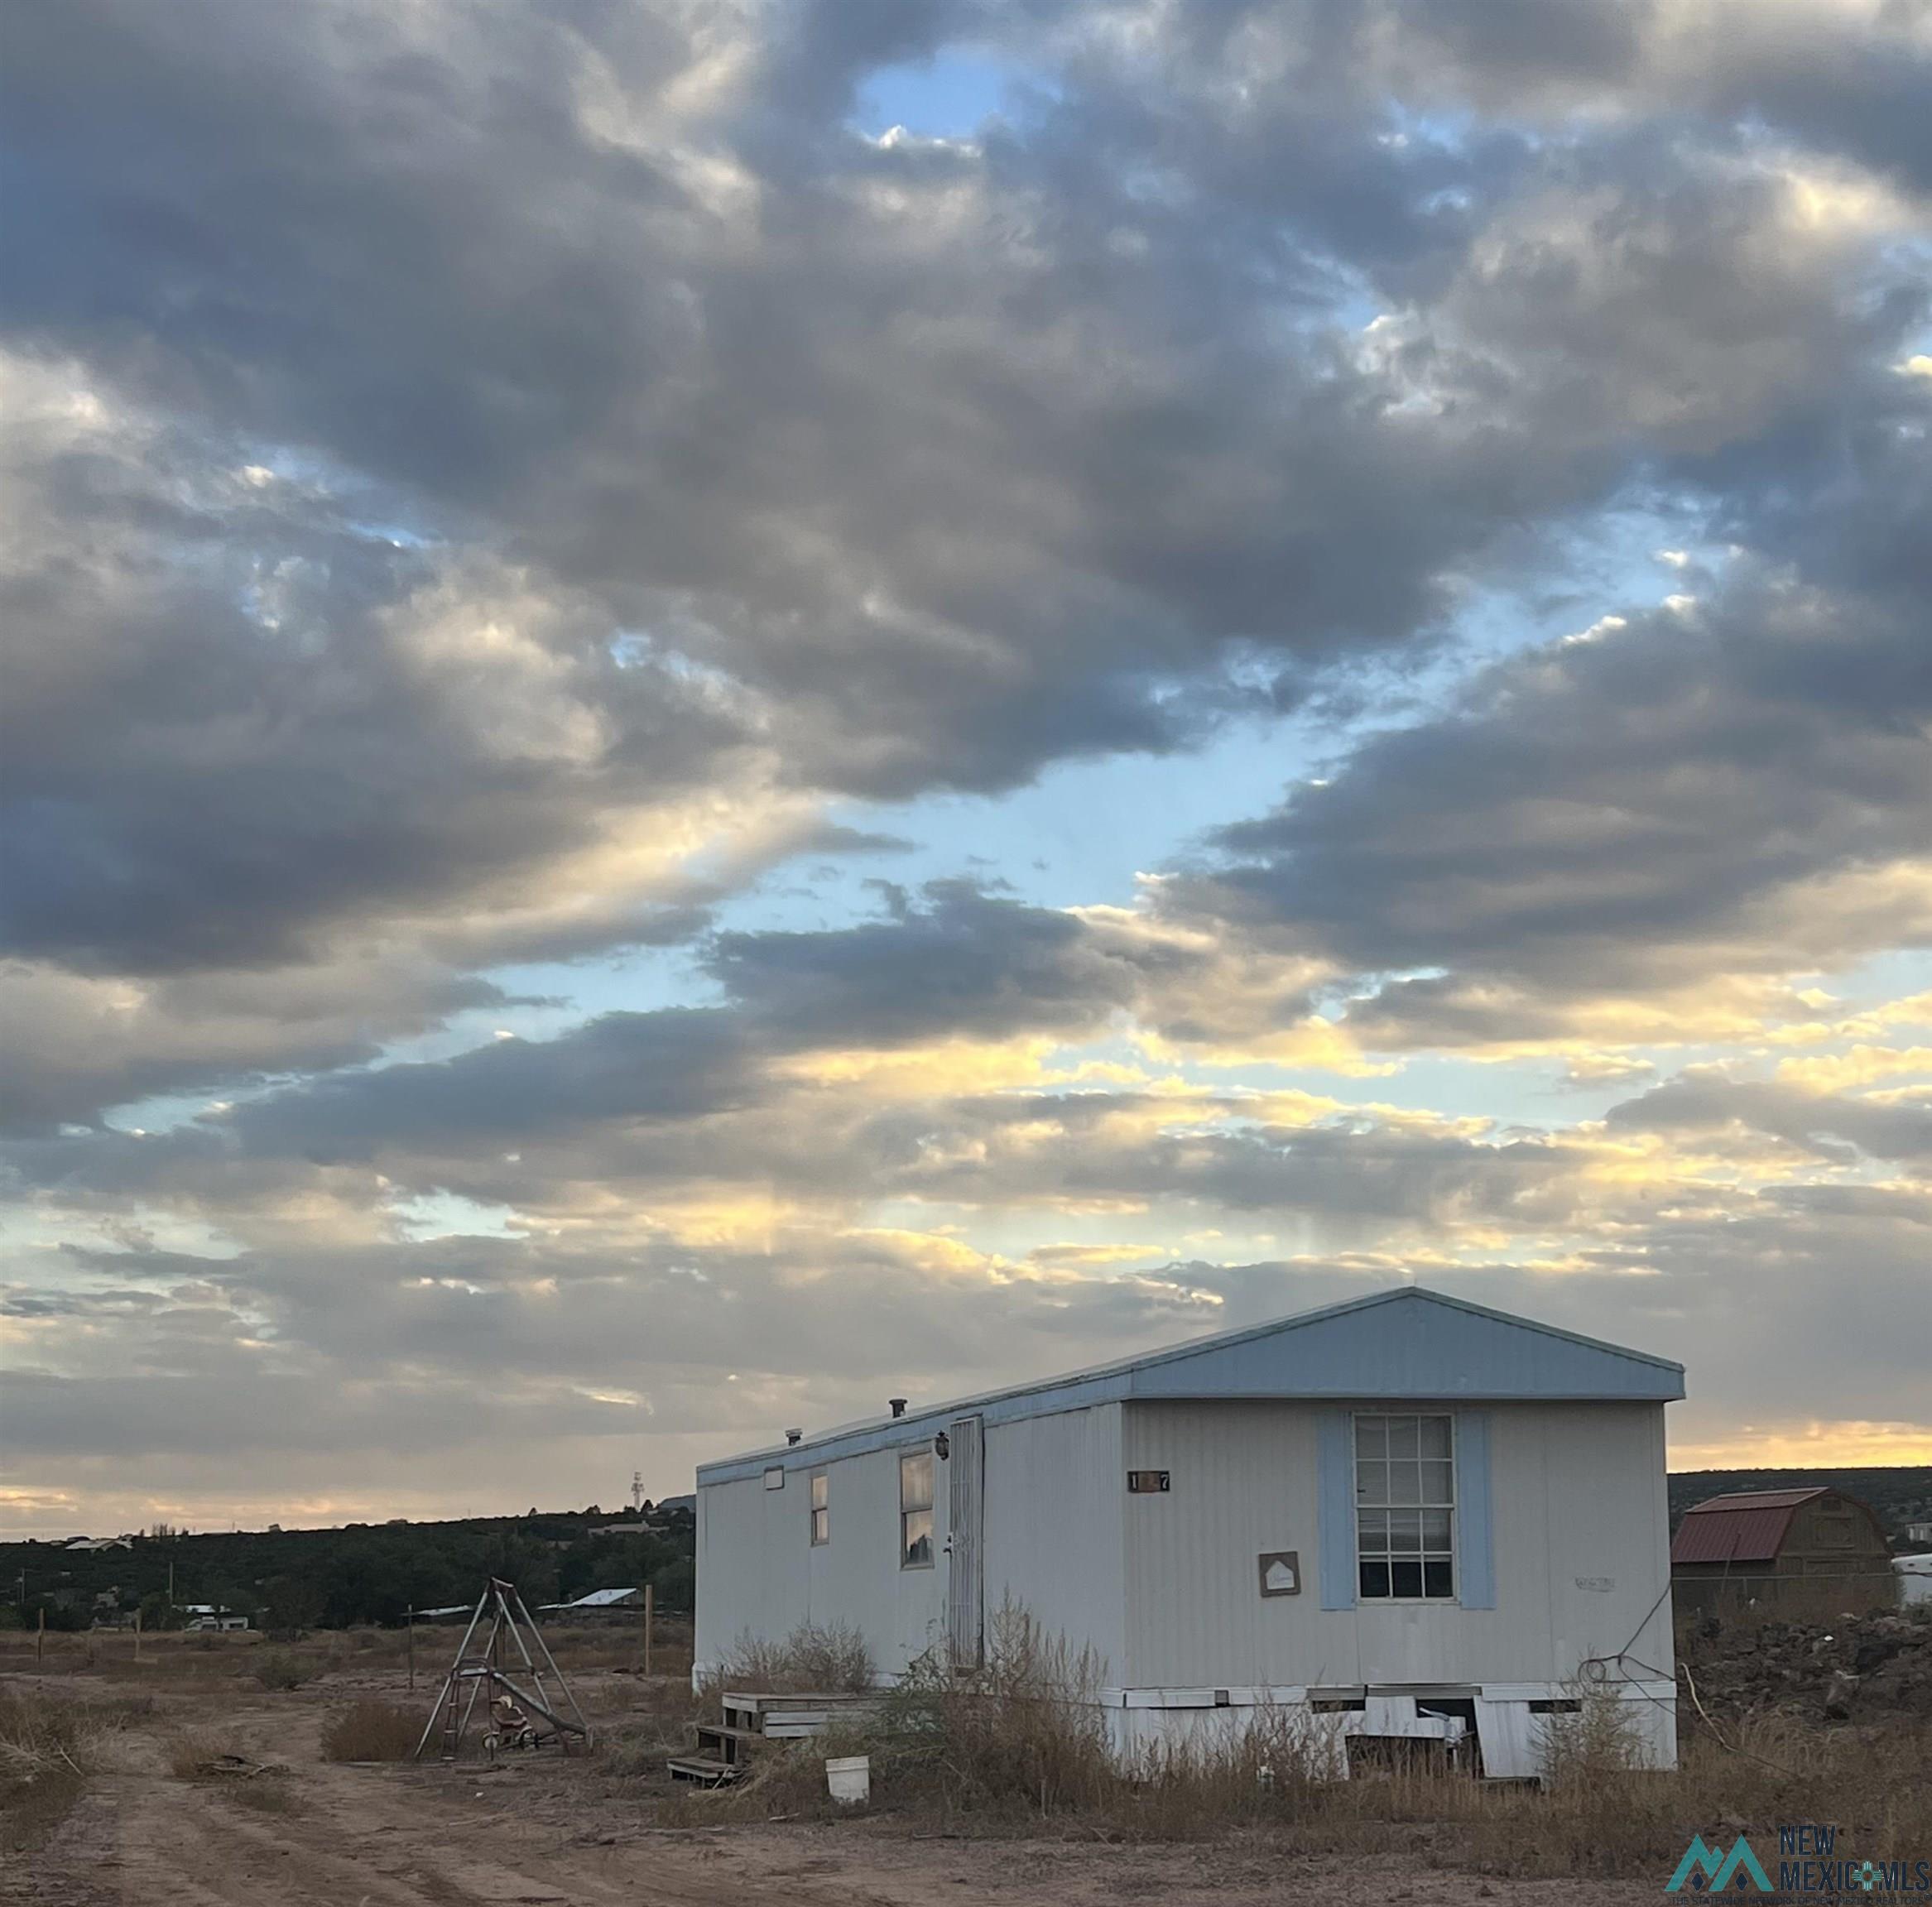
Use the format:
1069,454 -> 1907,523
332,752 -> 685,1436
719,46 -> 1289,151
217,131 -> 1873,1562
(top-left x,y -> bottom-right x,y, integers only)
11,1694 -> 888,1907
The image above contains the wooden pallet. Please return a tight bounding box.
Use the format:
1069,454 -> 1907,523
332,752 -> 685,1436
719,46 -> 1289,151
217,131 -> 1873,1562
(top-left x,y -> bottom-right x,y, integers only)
720,1690 -> 877,1737
666,1752 -> 738,1786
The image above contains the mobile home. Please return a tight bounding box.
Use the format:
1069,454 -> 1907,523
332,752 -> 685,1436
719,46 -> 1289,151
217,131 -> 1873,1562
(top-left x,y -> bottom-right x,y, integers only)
694,1286 -> 1683,1775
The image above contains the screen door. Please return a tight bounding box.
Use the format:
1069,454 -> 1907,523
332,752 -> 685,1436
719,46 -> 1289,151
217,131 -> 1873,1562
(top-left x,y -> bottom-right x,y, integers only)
945,1415 -> 984,1671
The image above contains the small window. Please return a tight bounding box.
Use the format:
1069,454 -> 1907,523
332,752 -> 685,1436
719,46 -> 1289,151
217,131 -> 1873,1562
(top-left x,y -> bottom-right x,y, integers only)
900,1447 -> 935,1568
762,1466 -> 785,1491
1355,1413 -> 1454,1600
810,1471 -> 829,1545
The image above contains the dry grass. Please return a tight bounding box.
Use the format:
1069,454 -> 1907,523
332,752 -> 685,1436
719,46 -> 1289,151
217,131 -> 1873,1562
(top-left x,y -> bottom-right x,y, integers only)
685,1600 -> 1931,1883
252,1650 -> 313,1690
163,1727 -> 305,1814
1462,1710 -> 1930,1880
714,1620 -> 874,1694
713,1700 -> 1930,1879
598,1672 -> 711,1775
0,1617 -> 696,1694
164,1727 -> 222,1780
875,1604 -> 1115,1817
0,1683 -> 151,1852
320,1699 -> 422,1761
0,1630 -> 262,1681
1536,1681 -> 1646,1789
703,1602 -> 1111,1824
541,1621 -> 693,1674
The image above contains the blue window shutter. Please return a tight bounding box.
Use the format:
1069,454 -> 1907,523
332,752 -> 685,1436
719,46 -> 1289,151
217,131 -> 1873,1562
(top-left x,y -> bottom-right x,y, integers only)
1456,1410 -> 1495,1609
1317,1410 -> 1356,1610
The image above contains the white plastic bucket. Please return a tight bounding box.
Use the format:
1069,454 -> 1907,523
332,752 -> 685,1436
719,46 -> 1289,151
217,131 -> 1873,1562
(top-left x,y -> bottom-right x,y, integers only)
824,1754 -> 870,1805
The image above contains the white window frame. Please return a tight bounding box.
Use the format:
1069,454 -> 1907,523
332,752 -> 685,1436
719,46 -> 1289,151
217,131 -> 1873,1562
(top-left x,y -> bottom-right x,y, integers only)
1353,1412 -> 1456,1602
899,1445 -> 935,1569
810,1469 -> 829,1546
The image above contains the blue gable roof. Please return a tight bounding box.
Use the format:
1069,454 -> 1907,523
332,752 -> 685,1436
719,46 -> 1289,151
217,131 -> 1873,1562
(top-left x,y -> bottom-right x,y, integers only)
697,1285 -> 1684,1486
1126,1286 -> 1682,1402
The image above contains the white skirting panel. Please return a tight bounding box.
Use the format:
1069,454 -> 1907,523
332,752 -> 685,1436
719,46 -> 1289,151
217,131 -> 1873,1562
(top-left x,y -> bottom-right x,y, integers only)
1097,1681 -> 1677,1779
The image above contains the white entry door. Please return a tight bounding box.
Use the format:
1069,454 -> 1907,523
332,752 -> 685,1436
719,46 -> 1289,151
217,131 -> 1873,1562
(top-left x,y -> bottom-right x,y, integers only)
945,1415 -> 984,1671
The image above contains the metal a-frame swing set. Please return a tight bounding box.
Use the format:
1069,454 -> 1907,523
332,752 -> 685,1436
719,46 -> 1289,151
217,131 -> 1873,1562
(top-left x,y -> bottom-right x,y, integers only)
413,1577 -> 593,1761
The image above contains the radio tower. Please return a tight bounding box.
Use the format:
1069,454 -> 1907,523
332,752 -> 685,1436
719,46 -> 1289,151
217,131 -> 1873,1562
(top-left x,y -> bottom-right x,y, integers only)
631,1470 -> 644,1516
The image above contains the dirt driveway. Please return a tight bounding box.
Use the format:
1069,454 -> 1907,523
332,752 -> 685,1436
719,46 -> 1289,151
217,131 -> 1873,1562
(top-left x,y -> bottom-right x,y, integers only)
7,1667 -> 1660,1906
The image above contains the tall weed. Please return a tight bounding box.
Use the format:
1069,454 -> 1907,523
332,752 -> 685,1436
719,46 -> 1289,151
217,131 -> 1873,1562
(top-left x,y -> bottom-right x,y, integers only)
320,1700 -> 421,1761
714,1620 -> 874,1694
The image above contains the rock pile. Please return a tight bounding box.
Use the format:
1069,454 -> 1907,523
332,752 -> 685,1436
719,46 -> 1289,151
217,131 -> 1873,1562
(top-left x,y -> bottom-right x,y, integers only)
1680,1608 -> 1932,1722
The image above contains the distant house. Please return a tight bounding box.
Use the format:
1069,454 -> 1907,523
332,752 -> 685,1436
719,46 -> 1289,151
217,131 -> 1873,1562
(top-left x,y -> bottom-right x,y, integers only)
63,1535 -> 133,1553
1671,1488 -> 1894,1613
589,1496 -> 693,1536
1896,1555 -> 1932,1608
1903,1520 -> 1932,1546
182,1602 -> 250,1631
540,1587 -> 642,1621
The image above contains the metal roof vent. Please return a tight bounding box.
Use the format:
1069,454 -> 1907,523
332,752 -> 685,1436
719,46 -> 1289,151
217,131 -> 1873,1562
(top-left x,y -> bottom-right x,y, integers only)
888,1397 -> 907,1419
785,1428 -> 802,1446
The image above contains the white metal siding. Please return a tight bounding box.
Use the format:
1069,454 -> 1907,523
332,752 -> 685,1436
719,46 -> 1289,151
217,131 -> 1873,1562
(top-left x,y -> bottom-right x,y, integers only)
695,1439 -> 949,1679
1120,1399 -> 1670,1692
698,1403 -> 1127,1684
982,1404 -> 1126,1680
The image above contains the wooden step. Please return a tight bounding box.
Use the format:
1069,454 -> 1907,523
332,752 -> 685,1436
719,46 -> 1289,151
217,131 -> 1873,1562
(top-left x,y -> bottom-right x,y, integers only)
694,1723 -> 762,1755
721,1689 -> 876,1719
694,1723 -> 762,1765
666,1753 -> 740,1786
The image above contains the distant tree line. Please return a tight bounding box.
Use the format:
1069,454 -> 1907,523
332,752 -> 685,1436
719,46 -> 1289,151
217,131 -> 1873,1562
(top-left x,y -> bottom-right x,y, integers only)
0,1504 -> 694,1633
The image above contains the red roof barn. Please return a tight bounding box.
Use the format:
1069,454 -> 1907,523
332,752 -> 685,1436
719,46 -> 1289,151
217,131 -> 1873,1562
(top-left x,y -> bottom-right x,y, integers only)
1671,1487 -> 1892,1613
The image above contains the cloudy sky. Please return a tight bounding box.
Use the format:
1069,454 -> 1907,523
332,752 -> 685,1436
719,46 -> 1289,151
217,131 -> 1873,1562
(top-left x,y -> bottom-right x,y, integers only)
4,0 -> 1930,1536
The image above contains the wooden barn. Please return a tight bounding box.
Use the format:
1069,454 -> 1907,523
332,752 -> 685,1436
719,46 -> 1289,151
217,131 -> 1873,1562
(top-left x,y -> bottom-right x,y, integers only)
1670,1487 -> 1894,1615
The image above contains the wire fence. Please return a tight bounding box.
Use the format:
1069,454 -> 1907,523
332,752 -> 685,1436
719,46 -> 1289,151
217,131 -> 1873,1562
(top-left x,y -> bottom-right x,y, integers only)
1672,1567 -> 1906,1620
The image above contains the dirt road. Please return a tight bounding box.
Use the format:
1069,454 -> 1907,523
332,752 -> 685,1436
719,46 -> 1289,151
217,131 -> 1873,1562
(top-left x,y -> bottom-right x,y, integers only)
7,1668 -> 1659,1905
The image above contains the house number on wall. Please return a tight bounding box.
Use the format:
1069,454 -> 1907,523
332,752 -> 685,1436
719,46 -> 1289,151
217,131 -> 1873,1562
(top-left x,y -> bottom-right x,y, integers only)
1127,1470 -> 1170,1493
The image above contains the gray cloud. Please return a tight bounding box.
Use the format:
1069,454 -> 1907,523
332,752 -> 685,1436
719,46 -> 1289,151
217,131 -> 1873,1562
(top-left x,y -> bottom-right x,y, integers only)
708,882 -> 1149,1045
1194,565 -> 1932,1043
11,0 -> 1914,819
1608,1072 -> 1932,1171
7,0 -> 1931,1528
0,378 -> 751,979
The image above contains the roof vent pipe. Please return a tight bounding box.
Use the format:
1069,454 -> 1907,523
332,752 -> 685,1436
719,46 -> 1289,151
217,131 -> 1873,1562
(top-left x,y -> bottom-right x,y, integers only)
785,1428 -> 803,1447
889,1398 -> 907,1419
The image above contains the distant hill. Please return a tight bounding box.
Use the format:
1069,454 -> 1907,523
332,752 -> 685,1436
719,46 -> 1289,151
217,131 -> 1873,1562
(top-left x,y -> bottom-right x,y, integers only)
0,1503 -> 694,1633
1670,1465 -> 1932,1540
